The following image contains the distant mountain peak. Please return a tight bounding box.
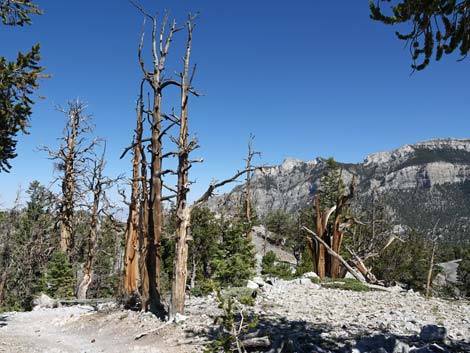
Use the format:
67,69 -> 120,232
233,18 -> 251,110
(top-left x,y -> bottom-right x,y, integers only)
207,138 -> 470,244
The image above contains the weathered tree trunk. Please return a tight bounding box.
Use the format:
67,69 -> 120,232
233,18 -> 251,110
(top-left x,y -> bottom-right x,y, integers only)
147,89 -> 164,307
59,111 -> 78,254
426,240 -> 437,298
303,226 -> 366,283
426,220 -> 440,298
347,248 -> 377,283
123,102 -> 143,297
244,135 -> 260,239
190,252 -> 197,289
330,225 -> 343,278
314,195 -> 327,279
171,22 -> 193,318
307,179 -> 355,279
41,102 -> 98,256
77,148 -> 113,299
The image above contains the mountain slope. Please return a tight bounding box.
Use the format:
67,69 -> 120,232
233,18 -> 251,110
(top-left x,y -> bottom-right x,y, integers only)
207,138 -> 470,243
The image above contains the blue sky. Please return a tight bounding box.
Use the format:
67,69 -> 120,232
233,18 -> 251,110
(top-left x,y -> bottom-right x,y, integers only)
1,0 -> 469,208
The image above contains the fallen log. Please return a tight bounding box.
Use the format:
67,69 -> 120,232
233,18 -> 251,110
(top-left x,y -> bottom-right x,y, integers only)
302,226 -> 366,283
346,247 -> 378,284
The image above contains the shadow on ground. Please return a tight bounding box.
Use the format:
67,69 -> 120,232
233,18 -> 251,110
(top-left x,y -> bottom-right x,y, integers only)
186,314 -> 470,353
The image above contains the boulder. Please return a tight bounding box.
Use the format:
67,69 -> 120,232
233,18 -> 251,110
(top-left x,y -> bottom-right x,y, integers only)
302,272 -> 320,280
32,293 -> 57,310
298,278 -> 321,289
252,276 -> 267,287
419,325 -> 447,342
355,335 -> 410,353
246,280 -> 259,290
174,313 -> 187,323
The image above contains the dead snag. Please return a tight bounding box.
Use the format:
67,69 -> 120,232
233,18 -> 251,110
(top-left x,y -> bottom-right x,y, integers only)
244,134 -> 261,239
124,3 -> 185,316
122,91 -> 146,299
171,15 -> 198,318
77,145 -> 121,299
40,100 -> 98,256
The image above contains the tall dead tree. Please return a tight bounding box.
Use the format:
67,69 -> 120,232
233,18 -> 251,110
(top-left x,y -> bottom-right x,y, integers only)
169,16 -> 268,318
244,134 -> 260,237
77,145 -> 119,299
426,219 -> 440,298
41,100 -> 97,256
122,97 -> 144,297
122,3 -> 185,316
171,15 -> 198,318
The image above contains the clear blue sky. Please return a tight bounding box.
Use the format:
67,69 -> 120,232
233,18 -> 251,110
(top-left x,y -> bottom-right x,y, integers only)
1,0 -> 469,208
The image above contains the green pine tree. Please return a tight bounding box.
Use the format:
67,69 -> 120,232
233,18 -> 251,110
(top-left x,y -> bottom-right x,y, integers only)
190,207 -> 219,281
318,157 -> 345,210
213,219 -> 256,287
42,251 -> 74,299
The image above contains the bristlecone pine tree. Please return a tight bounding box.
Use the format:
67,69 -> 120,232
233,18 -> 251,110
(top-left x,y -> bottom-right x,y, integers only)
304,158 -> 354,279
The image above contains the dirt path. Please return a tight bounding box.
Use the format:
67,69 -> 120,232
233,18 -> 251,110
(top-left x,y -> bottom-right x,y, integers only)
0,306 -> 198,353
1,285 -> 469,353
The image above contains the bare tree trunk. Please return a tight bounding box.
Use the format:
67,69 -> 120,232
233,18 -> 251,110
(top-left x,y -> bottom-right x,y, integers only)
244,134 -> 260,239
76,214 -> 97,299
147,89 -> 164,311
171,21 -> 193,317
59,110 -> 78,254
41,102 -> 97,256
139,139 -> 152,312
426,220 -> 440,298
314,195 -> 326,279
77,147 -> 116,299
426,241 -> 437,298
303,226 -> 366,283
123,101 -> 143,297
347,248 -> 377,283
190,252 -> 197,290
129,7 -> 182,317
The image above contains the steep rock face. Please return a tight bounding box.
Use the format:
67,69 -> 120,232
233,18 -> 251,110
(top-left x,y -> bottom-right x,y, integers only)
361,138 -> 470,193
206,138 -> 470,241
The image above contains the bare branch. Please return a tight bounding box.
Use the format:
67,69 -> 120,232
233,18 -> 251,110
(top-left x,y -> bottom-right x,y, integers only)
191,167 -> 266,210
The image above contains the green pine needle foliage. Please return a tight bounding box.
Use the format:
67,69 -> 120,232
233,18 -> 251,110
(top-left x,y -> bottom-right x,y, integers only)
42,251 -> 74,299
261,250 -> 294,280
213,220 -> 256,287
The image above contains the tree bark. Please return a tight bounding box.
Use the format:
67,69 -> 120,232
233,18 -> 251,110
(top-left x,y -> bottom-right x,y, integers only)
59,110 -> 78,254
171,21 -> 193,318
346,248 -> 377,283
302,226 -> 366,283
123,101 -> 143,297
77,148 -> 111,299
314,195 -> 326,279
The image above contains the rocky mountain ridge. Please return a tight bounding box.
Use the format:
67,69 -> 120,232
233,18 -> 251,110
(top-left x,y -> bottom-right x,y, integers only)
207,138 -> 470,242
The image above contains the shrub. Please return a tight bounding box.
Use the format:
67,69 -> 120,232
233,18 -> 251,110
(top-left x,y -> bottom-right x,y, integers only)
204,290 -> 258,353
191,279 -> 219,297
261,250 -> 294,280
322,278 -> 370,292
